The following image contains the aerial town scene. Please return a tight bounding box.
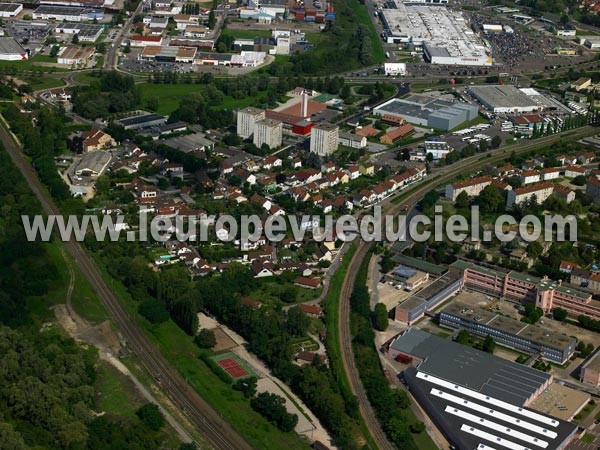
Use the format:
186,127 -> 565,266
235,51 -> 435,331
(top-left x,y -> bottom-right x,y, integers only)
6,0 -> 600,448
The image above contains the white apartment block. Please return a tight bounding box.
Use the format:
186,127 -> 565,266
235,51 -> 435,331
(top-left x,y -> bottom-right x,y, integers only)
253,119 -> 282,149
519,170 -> 541,185
445,176 -> 491,201
310,123 -> 339,156
506,182 -> 554,208
237,107 -> 265,139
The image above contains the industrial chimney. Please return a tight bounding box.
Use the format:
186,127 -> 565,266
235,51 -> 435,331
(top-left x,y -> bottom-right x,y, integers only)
301,92 -> 308,118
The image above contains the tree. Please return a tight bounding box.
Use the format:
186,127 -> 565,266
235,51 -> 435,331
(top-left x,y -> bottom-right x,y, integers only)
136,403 -> 165,431
233,376 -> 257,398
455,191 -> 469,209
0,423 -> 26,450
208,10 -> 216,29
250,392 -> 298,432
552,307 -> 568,322
194,329 -> 216,348
286,306 -> 309,337
482,335 -> 496,354
50,45 -> 60,58
475,185 -> 504,214
526,241 -> 543,260
373,303 -> 389,331
72,33 -> 79,44
491,135 -> 502,148
426,152 -> 434,163
455,329 -> 470,345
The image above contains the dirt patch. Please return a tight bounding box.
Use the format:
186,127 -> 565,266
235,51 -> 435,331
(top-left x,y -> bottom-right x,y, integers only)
213,327 -> 238,352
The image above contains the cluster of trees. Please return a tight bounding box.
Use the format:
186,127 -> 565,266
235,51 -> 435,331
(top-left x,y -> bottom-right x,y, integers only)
4,105 -> 71,201
576,341 -> 595,358
349,253 -> 420,449
522,303 -> 544,324
250,392 -> 298,432
530,114 -> 589,138
578,315 -> 600,332
552,307 -> 568,322
72,72 -> 140,119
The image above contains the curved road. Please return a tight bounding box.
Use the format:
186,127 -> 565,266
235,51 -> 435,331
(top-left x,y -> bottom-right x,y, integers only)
336,125 -> 600,449
0,123 -> 253,450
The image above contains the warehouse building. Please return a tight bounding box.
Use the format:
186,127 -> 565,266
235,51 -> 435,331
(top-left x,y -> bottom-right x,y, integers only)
139,45 -> 197,63
428,103 -> 479,131
118,113 -> 167,130
57,45 -> 94,66
388,327 -> 554,406
0,37 -> 28,60
55,23 -> 103,42
374,95 -> 478,130
72,150 -> 111,178
0,3 -> 22,17
390,329 -> 578,450
469,85 -> 541,113
439,301 -> 576,364
33,5 -> 103,22
381,3 -> 491,66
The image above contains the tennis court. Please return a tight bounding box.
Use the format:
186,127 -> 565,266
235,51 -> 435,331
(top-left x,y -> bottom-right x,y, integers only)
211,352 -> 256,380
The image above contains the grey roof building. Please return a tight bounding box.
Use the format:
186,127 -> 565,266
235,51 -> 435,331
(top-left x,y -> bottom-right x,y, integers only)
388,327 -> 552,406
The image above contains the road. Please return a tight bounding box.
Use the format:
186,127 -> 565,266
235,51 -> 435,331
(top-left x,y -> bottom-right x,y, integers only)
335,125 -> 600,449
0,122 -> 253,450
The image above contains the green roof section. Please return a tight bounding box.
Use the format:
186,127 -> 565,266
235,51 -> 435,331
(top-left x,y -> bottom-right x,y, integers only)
508,270 -> 541,285
391,254 -> 447,275
450,260 -> 505,279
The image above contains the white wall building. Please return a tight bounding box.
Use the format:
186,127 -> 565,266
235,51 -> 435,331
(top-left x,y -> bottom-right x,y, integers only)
384,63 -> 406,76
253,118 -> 282,149
445,176 -> 491,201
506,182 -> 554,207
237,107 -> 265,139
310,123 -> 339,156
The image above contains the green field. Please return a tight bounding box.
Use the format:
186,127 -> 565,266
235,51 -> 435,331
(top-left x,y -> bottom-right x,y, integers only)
137,83 -> 260,115
23,76 -> 65,91
220,28 -> 273,39
95,361 -> 145,418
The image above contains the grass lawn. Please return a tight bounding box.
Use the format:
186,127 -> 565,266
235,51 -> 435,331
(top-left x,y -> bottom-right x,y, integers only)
580,433 -> 596,444
23,76 -> 65,91
95,361 -> 145,418
137,83 -> 260,115
248,281 -> 320,306
220,28 -> 272,39
25,241 -> 108,324
30,54 -> 58,63
72,72 -> 101,85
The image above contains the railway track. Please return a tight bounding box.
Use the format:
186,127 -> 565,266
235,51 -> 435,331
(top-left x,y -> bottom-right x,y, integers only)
0,123 -> 253,450
336,125 -> 599,449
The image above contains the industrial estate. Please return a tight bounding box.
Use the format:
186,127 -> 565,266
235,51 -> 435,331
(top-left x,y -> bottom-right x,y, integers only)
5,0 -> 600,449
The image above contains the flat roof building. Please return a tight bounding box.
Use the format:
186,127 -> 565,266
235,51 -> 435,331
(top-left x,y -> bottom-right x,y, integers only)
396,339 -> 578,450
310,123 -> 339,156
381,3 -> 491,66
237,107 -> 265,139
253,118 -> 282,149
33,5 -> 103,22
450,260 -> 600,321
469,85 -> 541,113
73,150 -> 111,178
440,301 -> 576,364
580,350 -> 600,386
0,37 -> 27,60
388,327 -> 554,406
0,3 -> 22,17
118,113 -> 167,130
55,23 -> 103,41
